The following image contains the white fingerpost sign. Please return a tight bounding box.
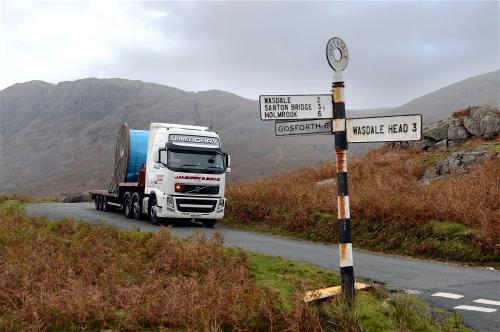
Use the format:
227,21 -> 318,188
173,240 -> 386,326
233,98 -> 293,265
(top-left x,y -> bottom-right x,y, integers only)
346,114 -> 422,143
275,119 -> 332,136
259,95 -> 333,120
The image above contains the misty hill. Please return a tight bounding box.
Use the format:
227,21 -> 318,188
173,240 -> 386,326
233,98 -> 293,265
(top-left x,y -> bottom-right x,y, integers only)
0,70 -> 498,196
353,70 -> 499,120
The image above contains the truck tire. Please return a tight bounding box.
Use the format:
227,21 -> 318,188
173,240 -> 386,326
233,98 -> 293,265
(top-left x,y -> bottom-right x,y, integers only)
148,196 -> 159,226
102,196 -> 110,212
202,219 -> 216,228
132,193 -> 142,220
94,196 -> 99,210
123,192 -> 133,219
98,195 -> 104,211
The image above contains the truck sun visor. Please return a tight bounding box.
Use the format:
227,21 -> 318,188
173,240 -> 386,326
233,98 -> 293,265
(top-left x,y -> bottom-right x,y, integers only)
169,134 -> 220,148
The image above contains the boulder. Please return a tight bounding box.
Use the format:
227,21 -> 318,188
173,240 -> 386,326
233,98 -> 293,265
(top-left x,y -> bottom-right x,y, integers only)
448,119 -> 470,141
436,150 -> 487,175
423,118 -> 454,141
462,106 -> 500,139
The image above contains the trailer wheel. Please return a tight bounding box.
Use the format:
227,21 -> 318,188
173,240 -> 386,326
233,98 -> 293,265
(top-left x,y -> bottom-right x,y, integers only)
123,192 -> 133,219
148,196 -> 159,226
98,195 -> 104,211
202,219 -> 216,228
132,193 -> 142,220
102,196 -> 110,212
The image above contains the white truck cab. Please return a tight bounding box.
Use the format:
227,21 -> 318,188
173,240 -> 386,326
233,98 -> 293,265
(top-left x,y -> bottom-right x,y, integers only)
143,123 -> 230,226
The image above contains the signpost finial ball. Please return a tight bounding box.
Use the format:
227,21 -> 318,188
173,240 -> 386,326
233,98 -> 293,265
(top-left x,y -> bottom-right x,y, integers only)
326,37 -> 349,72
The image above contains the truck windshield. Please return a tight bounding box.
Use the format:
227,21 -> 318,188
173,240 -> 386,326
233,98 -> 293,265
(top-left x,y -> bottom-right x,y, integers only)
166,149 -> 225,174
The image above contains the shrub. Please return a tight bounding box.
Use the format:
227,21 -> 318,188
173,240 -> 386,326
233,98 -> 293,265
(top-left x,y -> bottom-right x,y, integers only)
226,147 -> 500,250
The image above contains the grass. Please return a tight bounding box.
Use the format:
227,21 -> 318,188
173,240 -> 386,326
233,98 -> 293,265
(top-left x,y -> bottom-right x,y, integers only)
0,199 -> 471,331
246,251 -> 340,308
479,141 -> 500,153
224,143 -> 500,267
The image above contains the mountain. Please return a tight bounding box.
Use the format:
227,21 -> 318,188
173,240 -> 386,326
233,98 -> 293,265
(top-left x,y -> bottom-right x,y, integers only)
0,70 -> 498,196
352,70 -> 500,120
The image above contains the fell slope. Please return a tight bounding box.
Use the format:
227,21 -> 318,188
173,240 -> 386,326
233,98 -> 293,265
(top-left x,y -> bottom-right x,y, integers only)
0,70 -> 498,196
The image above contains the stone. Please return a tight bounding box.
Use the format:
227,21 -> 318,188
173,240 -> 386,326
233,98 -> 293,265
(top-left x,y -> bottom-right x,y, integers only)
448,120 -> 470,141
435,150 -> 487,175
435,139 -> 448,151
420,166 -> 438,185
419,137 -> 437,150
462,106 -> 500,139
423,118 -> 454,141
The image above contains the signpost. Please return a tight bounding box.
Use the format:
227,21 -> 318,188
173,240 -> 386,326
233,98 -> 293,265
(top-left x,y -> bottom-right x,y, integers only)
259,37 -> 422,306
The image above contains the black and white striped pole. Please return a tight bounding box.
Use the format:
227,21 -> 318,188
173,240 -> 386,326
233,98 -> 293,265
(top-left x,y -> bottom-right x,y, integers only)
327,37 -> 355,304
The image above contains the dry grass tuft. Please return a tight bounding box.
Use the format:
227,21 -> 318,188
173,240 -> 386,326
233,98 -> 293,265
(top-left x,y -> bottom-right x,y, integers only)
452,107 -> 471,118
0,211 -> 321,331
226,147 -> 500,250
0,194 -> 36,203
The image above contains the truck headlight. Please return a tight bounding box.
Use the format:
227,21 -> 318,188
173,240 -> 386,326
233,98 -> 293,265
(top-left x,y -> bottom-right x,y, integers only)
166,195 -> 174,208
217,198 -> 225,210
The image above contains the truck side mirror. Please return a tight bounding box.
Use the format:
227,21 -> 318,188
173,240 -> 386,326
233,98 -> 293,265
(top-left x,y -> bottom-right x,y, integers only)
225,153 -> 231,173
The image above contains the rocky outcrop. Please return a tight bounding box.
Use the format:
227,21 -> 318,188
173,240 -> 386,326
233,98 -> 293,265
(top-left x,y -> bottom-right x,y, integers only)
462,107 -> 500,139
420,149 -> 498,184
387,106 -> 499,151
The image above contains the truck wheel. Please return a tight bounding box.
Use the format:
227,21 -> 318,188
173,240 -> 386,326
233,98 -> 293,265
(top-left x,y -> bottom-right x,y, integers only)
94,196 -> 99,210
202,219 -> 216,228
132,193 -> 142,220
102,196 -> 110,212
148,196 -> 159,226
98,195 -> 104,211
123,192 -> 133,219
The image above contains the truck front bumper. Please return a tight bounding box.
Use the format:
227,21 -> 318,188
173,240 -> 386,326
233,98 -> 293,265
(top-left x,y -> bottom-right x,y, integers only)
156,195 -> 225,219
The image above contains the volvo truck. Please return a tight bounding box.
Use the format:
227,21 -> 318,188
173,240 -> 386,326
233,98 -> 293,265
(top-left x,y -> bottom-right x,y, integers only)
90,123 -> 231,227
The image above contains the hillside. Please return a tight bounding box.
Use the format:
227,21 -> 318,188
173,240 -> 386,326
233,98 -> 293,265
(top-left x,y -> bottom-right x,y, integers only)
0,70 -> 498,197
0,199 -> 471,331
223,111 -> 500,267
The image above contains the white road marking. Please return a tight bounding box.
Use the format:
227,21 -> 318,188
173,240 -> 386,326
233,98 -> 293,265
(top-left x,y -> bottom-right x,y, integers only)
431,292 -> 463,299
473,299 -> 500,306
454,305 -> 497,313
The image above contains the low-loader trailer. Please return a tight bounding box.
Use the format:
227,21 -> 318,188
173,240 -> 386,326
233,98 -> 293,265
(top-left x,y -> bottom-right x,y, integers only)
90,123 -> 231,227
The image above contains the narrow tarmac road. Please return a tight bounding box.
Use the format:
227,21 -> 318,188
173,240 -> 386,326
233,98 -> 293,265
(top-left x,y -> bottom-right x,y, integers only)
26,203 -> 500,331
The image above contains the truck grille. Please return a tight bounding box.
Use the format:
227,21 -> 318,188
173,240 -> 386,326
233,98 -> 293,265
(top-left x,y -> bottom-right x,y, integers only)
177,185 -> 219,195
176,198 -> 217,213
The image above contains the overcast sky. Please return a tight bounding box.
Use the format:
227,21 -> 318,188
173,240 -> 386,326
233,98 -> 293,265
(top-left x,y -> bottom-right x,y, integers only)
0,1 -> 498,109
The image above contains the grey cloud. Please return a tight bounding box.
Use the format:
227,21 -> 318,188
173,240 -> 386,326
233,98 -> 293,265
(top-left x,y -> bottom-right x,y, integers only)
4,1 -> 500,109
